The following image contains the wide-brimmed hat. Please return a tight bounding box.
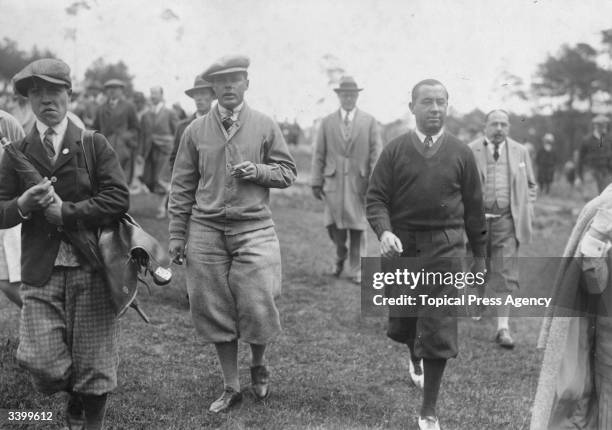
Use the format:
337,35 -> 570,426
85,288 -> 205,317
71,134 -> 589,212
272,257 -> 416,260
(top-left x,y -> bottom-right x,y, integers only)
185,75 -> 214,97
13,58 -> 72,97
333,76 -> 363,93
103,79 -> 126,89
202,55 -> 250,80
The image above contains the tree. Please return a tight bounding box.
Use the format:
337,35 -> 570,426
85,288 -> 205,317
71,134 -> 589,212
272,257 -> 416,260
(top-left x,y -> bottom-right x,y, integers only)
532,43 -> 601,111
83,58 -> 134,95
0,38 -> 55,91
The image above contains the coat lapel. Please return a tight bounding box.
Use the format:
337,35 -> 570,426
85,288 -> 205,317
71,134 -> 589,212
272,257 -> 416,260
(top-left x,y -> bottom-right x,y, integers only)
52,120 -> 81,173
23,126 -> 53,176
345,109 -> 360,155
507,139 -> 519,182
473,139 -> 488,181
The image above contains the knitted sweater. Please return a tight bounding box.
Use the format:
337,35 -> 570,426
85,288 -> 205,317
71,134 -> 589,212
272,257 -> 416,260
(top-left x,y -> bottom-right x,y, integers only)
366,130 -> 487,256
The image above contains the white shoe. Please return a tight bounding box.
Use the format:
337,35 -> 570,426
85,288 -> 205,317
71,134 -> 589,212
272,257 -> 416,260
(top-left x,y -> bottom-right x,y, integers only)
408,359 -> 424,390
418,415 -> 440,430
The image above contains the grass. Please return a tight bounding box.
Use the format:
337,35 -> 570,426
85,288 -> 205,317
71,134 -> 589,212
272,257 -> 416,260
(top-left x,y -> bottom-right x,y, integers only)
0,170 -> 581,430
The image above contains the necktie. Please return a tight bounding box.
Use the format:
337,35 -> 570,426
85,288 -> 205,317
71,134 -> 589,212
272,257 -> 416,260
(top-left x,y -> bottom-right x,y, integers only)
43,128 -> 56,159
222,112 -> 234,131
424,135 -> 433,149
344,112 -> 350,127
493,142 -> 500,161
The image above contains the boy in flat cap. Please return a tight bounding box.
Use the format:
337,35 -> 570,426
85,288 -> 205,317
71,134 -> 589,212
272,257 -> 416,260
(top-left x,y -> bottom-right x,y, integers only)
168,55 -> 296,413
311,76 -> 382,284
0,58 -> 129,429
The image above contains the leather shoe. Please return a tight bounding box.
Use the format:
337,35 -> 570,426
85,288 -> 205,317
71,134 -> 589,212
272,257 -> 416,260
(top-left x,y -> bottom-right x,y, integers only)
495,328 -> 515,349
250,365 -> 270,399
418,415 -> 440,430
329,261 -> 344,277
209,386 -> 242,413
408,358 -> 424,390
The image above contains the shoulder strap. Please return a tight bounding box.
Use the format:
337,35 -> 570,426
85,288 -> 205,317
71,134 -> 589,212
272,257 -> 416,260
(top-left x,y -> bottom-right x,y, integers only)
80,129 -> 98,194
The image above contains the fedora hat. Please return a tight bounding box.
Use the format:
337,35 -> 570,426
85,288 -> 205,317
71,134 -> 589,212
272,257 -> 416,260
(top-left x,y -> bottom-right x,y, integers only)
334,76 -> 363,93
185,75 -> 214,97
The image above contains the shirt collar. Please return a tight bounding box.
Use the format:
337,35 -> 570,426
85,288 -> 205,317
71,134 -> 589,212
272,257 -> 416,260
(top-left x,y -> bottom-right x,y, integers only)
218,102 -> 243,120
154,101 -> 164,114
36,116 -> 68,142
484,138 -> 506,154
340,108 -> 356,122
415,127 -> 444,144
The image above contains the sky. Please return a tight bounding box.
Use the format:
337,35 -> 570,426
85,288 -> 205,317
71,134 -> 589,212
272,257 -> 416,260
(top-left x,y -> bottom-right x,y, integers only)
1,0 -> 612,125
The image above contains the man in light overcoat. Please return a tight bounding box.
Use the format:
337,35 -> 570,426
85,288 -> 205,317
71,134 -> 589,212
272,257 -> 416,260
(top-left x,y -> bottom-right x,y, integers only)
311,76 -> 382,283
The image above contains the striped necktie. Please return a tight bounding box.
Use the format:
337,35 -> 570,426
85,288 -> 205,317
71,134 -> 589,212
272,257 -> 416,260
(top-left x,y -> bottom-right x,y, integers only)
493,142 -> 500,161
43,128 -> 56,159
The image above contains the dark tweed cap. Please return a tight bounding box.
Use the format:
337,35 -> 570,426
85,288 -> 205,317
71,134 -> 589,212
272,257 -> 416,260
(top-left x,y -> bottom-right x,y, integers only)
202,55 -> 250,80
13,58 -> 71,97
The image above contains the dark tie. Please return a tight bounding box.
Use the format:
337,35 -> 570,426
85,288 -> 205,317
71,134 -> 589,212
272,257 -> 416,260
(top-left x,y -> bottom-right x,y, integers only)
493,142 -> 500,161
43,128 -> 56,159
424,135 -> 433,149
222,113 -> 234,131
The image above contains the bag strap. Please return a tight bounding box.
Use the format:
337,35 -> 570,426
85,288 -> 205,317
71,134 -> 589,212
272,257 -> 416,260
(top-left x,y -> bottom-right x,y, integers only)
80,129 -> 98,194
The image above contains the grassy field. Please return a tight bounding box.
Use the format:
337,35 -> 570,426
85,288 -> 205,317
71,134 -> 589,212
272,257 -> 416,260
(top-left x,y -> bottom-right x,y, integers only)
0,154 -> 582,430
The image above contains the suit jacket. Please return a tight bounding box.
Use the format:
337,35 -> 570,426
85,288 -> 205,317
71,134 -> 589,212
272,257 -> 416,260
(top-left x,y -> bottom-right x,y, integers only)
141,105 -> 178,158
468,137 -> 537,244
169,113 -> 197,170
0,119 -> 130,287
311,108 -> 382,230
93,98 -> 139,149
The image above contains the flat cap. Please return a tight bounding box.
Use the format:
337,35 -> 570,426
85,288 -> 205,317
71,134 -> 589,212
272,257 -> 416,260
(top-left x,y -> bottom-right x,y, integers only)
593,114 -> 610,124
103,79 -> 126,89
202,55 -> 250,80
185,75 -> 214,97
334,76 -> 363,93
13,58 -> 71,97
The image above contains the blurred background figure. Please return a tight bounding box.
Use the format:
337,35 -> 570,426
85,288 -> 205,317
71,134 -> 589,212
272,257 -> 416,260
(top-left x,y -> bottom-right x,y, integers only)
141,86 -> 177,218
0,109 -> 24,308
171,102 -> 187,121
536,133 -> 557,195
7,94 -> 35,133
94,79 -> 140,183
576,114 -> 612,196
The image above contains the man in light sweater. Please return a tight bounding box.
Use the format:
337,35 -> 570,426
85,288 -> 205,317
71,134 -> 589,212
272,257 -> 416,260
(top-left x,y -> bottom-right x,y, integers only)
366,79 -> 487,430
168,55 -> 296,413
468,110 -> 536,348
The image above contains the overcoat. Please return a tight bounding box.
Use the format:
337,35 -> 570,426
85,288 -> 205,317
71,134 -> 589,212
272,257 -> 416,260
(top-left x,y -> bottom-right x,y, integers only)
311,109 -> 382,230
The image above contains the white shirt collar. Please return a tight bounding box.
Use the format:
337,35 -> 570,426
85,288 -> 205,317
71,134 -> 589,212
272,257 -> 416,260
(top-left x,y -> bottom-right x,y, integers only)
36,116 -> 69,161
154,101 -> 164,114
484,138 -> 506,155
415,127 -> 444,144
218,102 -> 243,120
340,108 -> 356,122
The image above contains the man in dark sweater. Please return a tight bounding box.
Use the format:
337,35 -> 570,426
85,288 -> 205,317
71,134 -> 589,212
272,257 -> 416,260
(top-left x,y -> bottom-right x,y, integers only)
366,79 -> 487,430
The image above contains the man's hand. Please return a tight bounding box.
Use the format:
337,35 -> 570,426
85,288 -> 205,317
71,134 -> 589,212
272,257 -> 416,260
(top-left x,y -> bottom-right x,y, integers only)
231,161 -> 257,181
169,238 -> 186,265
312,186 -> 325,200
44,191 -> 63,225
17,178 -> 54,215
380,231 -> 403,258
